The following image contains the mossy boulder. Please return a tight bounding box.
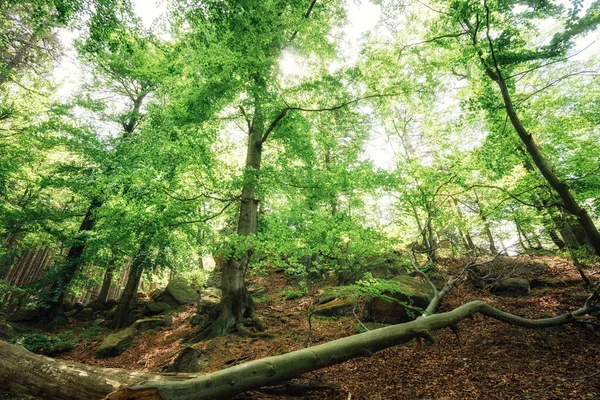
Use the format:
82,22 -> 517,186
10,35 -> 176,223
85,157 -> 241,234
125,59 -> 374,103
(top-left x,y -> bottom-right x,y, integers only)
365,275 -> 435,324
165,278 -> 199,305
131,317 -> 172,333
144,278 -> 199,316
314,297 -> 356,317
7,308 -> 46,323
162,346 -> 209,373
490,278 -> 530,297
95,327 -> 135,358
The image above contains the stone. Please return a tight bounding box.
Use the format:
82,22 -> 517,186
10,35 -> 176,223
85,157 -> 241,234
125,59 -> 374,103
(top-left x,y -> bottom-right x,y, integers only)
96,327 -> 135,358
131,317 -> 172,333
490,278 -> 530,297
165,278 -> 199,305
197,299 -> 219,315
314,298 -> 356,317
248,284 -> 267,296
0,321 -> 14,340
75,308 -> 94,322
7,308 -> 45,323
144,301 -> 176,316
365,275 -> 435,324
162,346 -> 208,373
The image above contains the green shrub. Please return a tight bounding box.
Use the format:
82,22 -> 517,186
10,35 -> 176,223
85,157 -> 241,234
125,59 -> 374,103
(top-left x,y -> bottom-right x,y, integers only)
80,324 -> 103,342
19,332 -> 75,356
280,288 -> 306,300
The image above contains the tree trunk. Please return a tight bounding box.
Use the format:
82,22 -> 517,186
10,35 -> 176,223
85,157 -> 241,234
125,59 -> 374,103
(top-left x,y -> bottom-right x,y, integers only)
47,198 -> 103,313
474,191 -> 497,255
199,98 -> 265,339
489,71 -> 600,255
96,264 -> 115,305
1,296 -> 595,400
0,340 -> 191,400
109,246 -> 147,329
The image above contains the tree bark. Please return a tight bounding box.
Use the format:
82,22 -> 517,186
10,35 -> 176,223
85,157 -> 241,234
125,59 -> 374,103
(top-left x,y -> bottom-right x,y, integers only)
95,264 -> 115,305
199,95 -> 265,339
109,246 -> 147,329
47,198 -> 103,313
0,340 -> 191,400
487,69 -> 600,255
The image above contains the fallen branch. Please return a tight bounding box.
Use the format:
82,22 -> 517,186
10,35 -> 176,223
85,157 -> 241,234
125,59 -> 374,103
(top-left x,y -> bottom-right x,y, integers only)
1,298 -> 597,400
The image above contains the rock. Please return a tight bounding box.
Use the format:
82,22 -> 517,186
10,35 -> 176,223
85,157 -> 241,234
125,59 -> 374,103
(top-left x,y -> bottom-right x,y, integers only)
7,308 -> 46,323
163,346 -> 209,373
132,316 -> 172,333
369,265 -> 408,279
366,275 -> 435,324
75,308 -> 94,322
96,327 -> 135,358
197,299 -> 219,315
314,298 -> 356,317
0,321 -> 14,340
144,301 -> 176,316
248,284 -> 267,296
46,314 -> 68,330
490,278 -> 530,297
165,278 -> 199,305
201,287 -> 221,301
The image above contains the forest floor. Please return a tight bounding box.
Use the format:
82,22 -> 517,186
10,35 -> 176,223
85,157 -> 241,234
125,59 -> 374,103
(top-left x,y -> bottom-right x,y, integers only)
53,255 -> 600,399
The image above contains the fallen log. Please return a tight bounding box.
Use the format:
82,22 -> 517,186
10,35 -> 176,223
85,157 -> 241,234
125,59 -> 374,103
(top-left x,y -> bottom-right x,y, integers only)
1,298 -> 596,400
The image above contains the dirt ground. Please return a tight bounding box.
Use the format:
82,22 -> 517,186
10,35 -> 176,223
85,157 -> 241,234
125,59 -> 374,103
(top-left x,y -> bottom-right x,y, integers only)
60,255 -> 600,400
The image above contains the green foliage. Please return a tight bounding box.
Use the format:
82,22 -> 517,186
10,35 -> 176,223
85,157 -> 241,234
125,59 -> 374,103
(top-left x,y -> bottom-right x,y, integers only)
17,332 -> 75,356
327,274 -> 422,318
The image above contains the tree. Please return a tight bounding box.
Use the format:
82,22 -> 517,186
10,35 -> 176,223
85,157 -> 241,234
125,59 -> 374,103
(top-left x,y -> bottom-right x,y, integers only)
426,0 -> 600,254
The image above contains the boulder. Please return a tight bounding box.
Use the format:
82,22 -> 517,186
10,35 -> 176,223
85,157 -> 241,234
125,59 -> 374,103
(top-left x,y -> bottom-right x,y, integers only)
144,301 -> 176,316
0,321 -> 14,340
96,327 -> 135,358
7,308 -> 46,323
490,278 -> 530,297
314,298 -> 356,317
366,275 -> 435,324
197,298 -> 219,315
162,346 -> 209,373
369,265 -> 408,279
165,278 -> 199,305
74,308 -> 94,322
131,316 -> 172,333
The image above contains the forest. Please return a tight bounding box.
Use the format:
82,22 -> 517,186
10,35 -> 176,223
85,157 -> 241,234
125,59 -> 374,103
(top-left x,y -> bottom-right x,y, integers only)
1,0 -> 600,399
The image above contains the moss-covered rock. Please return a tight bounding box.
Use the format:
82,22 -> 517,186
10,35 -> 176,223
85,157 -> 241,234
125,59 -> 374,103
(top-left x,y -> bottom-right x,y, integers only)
162,346 -> 208,373
165,278 -> 199,305
131,316 -> 172,333
365,276 -> 435,324
314,298 -> 355,317
95,327 -> 135,358
490,278 -> 530,297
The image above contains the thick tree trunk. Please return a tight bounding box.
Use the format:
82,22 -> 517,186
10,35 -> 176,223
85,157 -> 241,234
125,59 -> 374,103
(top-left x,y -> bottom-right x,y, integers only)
95,264 -> 115,305
109,247 -> 147,329
1,296 -> 595,400
47,198 -> 103,313
0,340 -> 191,400
199,101 -> 265,339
